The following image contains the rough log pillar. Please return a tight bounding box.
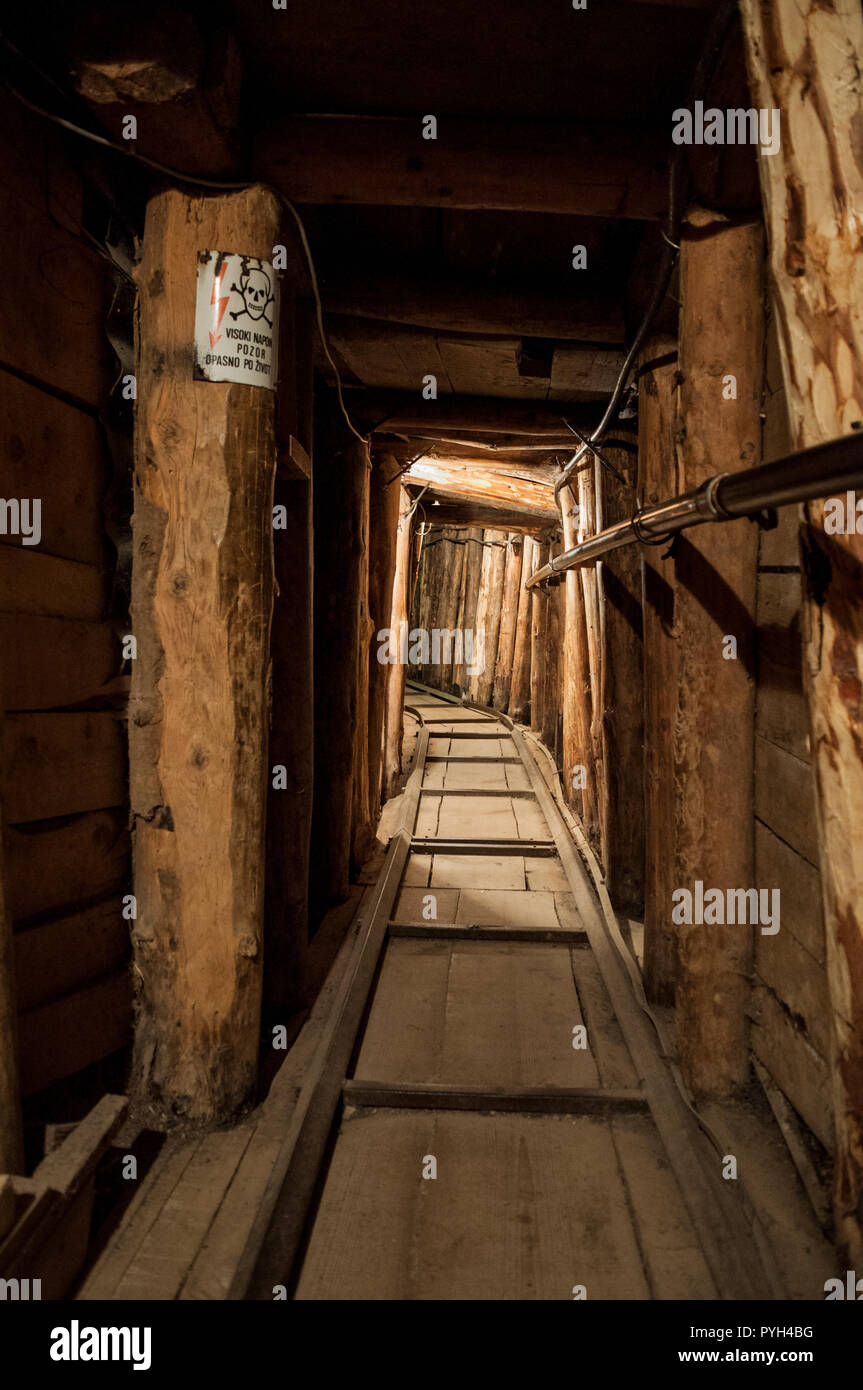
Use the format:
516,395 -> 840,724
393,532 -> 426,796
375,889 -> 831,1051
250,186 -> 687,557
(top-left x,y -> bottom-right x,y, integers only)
492,535 -> 523,711
561,485 -> 597,830
530,541 -> 550,735
130,186 -> 279,1119
383,484 -> 412,798
541,543 -> 563,761
454,528 -> 483,693
673,213 -> 763,1099
265,288 -> 315,1019
0,766 -> 24,1171
440,529 -> 466,693
471,529 -> 507,706
640,334 -> 681,1004
597,431 -> 644,912
351,446 -> 373,869
509,537 -> 533,723
368,453 -> 402,817
741,0 -> 863,1264
311,417 -> 370,911
578,462 -> 603,849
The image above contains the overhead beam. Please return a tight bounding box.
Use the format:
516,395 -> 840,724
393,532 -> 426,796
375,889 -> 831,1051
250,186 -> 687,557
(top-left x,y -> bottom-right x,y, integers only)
322,274 -> 625,344
255,116 -> 668,219
411,498 -> 550,536
404,459 -> 557,522
357,391 -> 597,437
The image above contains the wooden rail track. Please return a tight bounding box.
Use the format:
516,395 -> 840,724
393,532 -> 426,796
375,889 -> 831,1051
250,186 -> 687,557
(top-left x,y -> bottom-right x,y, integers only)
223,689 -> 781,1302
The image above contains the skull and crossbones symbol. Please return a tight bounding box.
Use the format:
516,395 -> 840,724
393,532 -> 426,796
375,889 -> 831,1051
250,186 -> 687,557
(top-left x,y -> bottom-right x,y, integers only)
230,261 -> 274,329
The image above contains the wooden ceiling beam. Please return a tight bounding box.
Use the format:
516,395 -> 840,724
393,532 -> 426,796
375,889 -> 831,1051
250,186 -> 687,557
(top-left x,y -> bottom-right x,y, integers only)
255,116 -> 667,219
412,497 -> 549,536
322,275 -> 625,344
355,391 -> 596,437
404,459 -> 557,522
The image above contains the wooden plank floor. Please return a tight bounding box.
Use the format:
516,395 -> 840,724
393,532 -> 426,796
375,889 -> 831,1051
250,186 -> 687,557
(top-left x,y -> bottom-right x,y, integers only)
80,689 -> 826,1301
295,693 -> 718,1300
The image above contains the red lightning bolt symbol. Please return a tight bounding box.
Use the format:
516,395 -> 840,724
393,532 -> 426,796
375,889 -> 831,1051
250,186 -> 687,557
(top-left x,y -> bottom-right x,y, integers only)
209,262 -> 230,347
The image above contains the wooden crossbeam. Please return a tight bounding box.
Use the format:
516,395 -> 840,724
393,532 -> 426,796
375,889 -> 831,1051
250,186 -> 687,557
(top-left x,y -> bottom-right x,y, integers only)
342,1079 -> 648,1114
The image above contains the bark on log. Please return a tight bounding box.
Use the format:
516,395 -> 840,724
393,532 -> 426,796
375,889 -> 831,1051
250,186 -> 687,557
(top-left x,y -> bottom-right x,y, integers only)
639,335 -> 681,1005
597,432 -> 644,913
509,538 -> 533,723
673,214 -> 763,1100
0,748 -> 24,1171
311,424 -> 370,912
454,529 -> 483,692
561,485 -> 597,831
129,186 -> 278,1119
471,530 -> 507,706
383,484 -> 413,798
530,542 -> 549,735
578,460 -> 604,851
740,0 -> 863,1264
265,288 -> 315,1019
368,454 -> 402,815
492,535 -> 523,711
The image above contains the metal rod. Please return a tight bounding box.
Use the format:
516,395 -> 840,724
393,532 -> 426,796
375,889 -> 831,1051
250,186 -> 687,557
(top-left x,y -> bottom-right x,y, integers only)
526,430 -> 863,590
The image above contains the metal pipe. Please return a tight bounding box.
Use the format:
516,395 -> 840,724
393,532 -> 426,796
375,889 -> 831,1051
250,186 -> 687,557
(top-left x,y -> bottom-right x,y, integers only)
526,430 -> 863,590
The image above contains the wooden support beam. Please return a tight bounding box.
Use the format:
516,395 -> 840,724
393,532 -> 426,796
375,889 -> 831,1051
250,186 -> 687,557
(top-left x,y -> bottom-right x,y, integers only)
0,717 -> 24,1170
639,335 -> 681,1005
405,459 -> 557,523
578,459 -> 604,850
509,537 -> 533,724
530,542 -> 550,736
382,485 -> 413,797
542,543 -> 564,761
323,274 -> 625,344
740,0 -> 863,1265
470,529 -> 507,706
561,484 -> 598,838
256,116 -> 667,219
368,454 -> 404,811
360,391 -> 597,438
312,425 -> 372,907
265,289 -> 316,1020
492,536 -> 523,711
453,529 -> 484,692
597,432 -> 645,913
129,186 -> 279,1121
412,499 -> 549,535
672,213 -> 763,1100
69,5 -> 242,176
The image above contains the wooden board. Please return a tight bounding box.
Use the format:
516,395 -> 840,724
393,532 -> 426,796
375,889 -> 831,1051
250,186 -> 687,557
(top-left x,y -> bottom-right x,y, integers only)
3,712 -> 125,824
17,972 -> 131,1096
754,736 -> 820,866
0,371 -> 110,564
4,808 -> 129,924
0,615 -> 119,712
14,897 -> 128,1012
749,984 -> 833,1153
354,939 -> 600,1090
0,548 -> 106,621
295,1109 -> 652,1300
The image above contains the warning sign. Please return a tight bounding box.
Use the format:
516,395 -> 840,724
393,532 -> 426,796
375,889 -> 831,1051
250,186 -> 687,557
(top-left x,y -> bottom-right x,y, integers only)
194,251 -> 278,389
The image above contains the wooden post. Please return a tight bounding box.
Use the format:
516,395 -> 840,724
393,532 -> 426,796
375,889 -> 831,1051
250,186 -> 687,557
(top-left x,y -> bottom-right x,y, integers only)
541,543 -> 563,760
129,186 -> 279,1119
509,538 -> 533,723
312,423 -> 371,909
368,454 -> 402,817
265,287 -> 315,1019
578,461 -> 604,848
640,334 -> 681,1005
561,485 -> 597,830
383,484 -> 412,797
471,529 -> 507,706
597,432 -> 644,912
673,213 -> 763,1100
741,0 -> 863,1264
0,758 -> 24,1172
530,541 -> 549,735
492,535 -> 523,711
454,528 -> 483,693
438,529 -> 466,693
351,446 -> 373,870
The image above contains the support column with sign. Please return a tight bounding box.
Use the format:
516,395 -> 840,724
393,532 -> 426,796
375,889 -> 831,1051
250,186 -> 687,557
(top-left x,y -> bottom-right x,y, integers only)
129,186 -> 281,1121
